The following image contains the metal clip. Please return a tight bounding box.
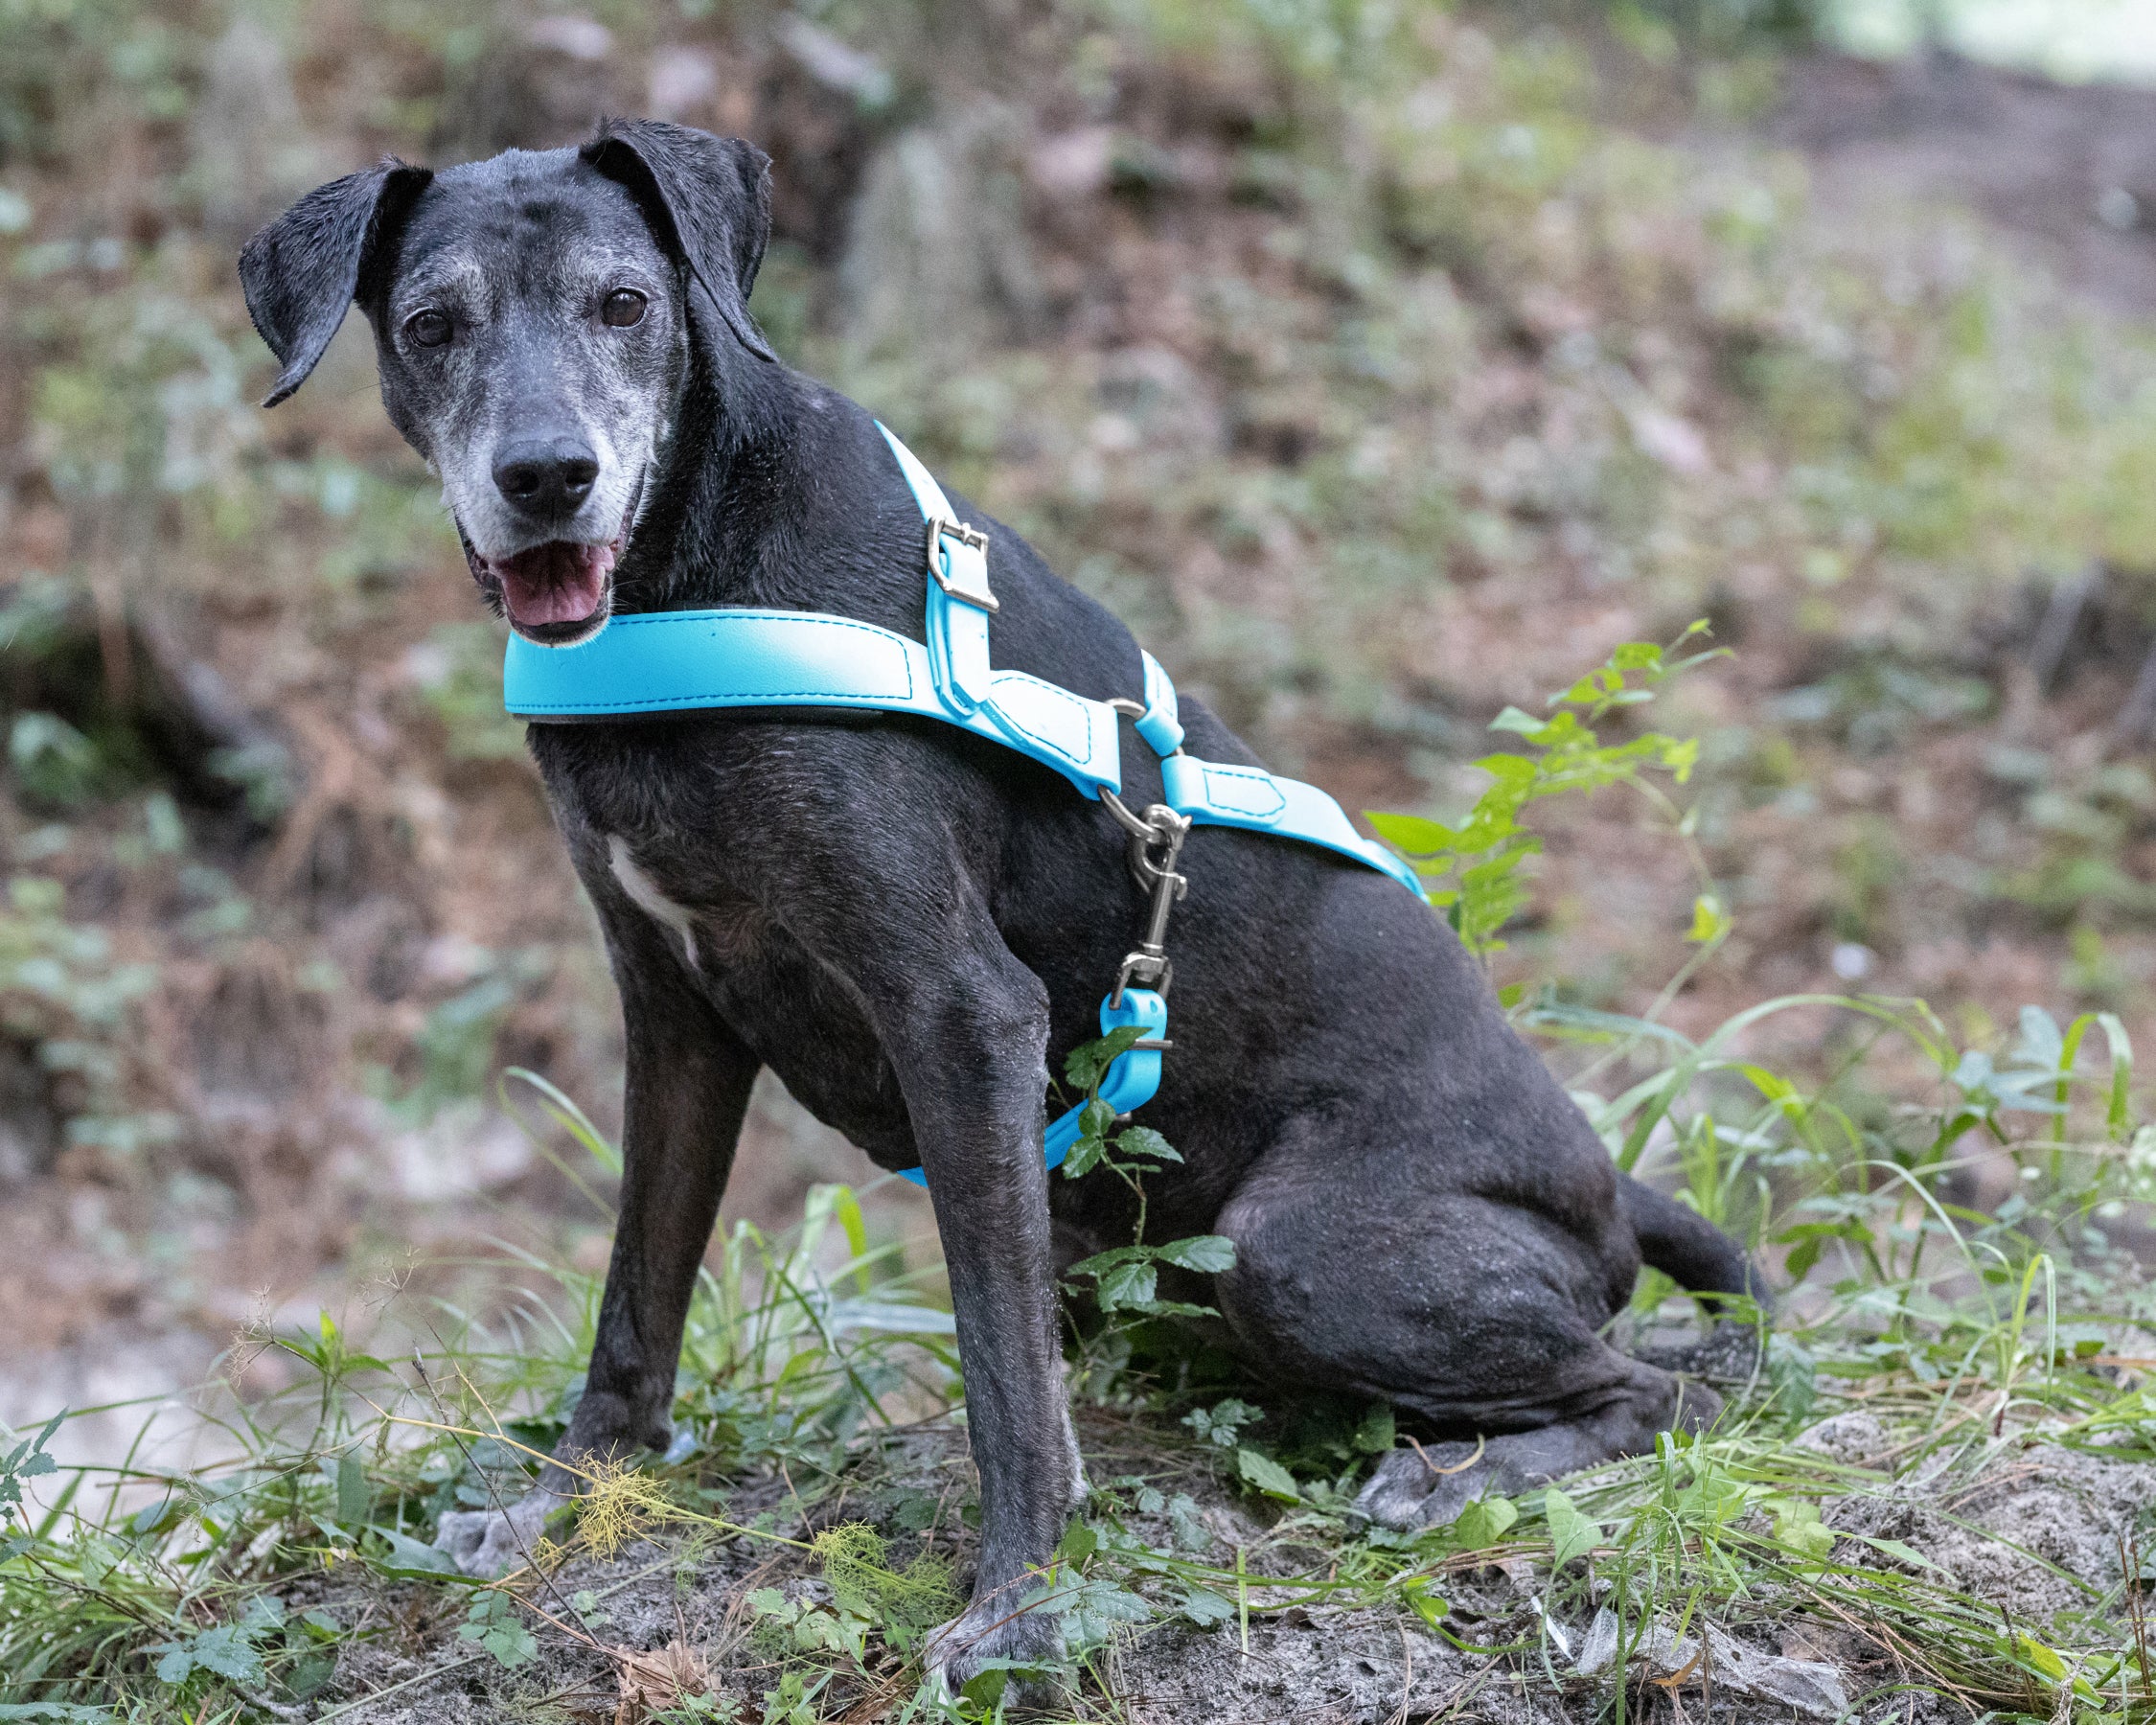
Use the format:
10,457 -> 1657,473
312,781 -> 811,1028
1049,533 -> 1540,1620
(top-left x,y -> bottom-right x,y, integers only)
927,516 -> 998,611
1110,802 -> 1189,1005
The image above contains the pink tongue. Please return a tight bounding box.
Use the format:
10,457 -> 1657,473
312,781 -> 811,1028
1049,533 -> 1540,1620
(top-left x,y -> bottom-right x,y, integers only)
495,541 -> 611,627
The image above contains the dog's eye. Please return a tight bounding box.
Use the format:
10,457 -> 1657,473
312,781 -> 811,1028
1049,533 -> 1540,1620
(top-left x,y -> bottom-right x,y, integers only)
601,289 -> 647,329
405,310 -> 452,349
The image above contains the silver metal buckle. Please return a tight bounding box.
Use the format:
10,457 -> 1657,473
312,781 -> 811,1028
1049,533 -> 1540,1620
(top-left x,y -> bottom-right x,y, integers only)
927,516 -> 997,612
1105,800 -> 1189,1005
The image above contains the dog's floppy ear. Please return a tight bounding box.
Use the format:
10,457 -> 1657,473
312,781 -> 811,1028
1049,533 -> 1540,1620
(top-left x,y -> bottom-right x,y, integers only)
239,158 -> 433,408
583,119 -> 776,364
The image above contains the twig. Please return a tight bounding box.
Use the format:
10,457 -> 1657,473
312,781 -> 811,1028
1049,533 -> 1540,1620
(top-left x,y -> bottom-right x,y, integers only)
1237,1542 -> 1250,1656
1384,1622 -> 1415,1725
1407,1433 -> 1486,1478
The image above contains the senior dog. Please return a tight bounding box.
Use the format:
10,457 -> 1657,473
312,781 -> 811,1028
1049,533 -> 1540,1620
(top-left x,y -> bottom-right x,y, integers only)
240,120 -> 1761,1689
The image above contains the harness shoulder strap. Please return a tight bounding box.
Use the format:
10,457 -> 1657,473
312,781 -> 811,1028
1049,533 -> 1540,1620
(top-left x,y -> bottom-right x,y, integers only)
877,423 -> 998,713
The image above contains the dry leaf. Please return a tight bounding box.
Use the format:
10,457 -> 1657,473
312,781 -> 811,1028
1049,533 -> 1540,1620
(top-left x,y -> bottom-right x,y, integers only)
612,1638 -> 714,1725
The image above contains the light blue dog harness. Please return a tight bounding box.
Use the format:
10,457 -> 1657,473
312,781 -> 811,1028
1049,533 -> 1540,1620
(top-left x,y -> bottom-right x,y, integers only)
504,423 -> 1424,1185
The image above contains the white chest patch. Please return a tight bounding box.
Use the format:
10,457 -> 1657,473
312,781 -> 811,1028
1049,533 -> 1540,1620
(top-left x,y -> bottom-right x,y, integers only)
608,836 -> 700,969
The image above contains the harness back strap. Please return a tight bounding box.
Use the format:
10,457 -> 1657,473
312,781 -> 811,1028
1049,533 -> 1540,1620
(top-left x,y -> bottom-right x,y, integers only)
503,422 -> 1424,899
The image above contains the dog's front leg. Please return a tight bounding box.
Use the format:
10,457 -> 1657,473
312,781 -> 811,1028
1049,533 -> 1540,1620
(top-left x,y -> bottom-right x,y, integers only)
877,954 -> 1081,1694
438,894 -> 758,1575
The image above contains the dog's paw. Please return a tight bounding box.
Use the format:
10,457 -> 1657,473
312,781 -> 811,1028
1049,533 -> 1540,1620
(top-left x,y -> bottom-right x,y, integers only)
435,1488 -> 561,1576
1353,1442 -> 1492,1530
923,1596 -> 1067,1706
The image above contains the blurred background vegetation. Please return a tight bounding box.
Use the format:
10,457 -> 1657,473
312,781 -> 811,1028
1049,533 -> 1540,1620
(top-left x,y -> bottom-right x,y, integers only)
2,0 -> 2155,1481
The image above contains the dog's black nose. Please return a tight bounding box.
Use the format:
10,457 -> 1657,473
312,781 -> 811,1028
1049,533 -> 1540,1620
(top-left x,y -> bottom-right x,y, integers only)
493,439 -> 600,516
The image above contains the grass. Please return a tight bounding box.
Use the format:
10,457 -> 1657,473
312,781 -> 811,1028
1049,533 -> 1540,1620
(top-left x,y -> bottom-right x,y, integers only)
8,978 -> 2156,1721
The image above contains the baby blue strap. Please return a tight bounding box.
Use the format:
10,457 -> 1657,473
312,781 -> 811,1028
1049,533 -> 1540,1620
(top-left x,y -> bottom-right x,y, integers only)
877,424 -> 998,714
1135,651 -> 1184,756
868,423 -> 1422,900
896,989 -> 1167,1188
505,609 -> 1123,798
1161,754 -> 1425,897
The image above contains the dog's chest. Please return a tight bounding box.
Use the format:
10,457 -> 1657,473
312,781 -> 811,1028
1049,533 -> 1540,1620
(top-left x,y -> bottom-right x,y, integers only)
597,826 -> 915,1157
605,836 -> 762,968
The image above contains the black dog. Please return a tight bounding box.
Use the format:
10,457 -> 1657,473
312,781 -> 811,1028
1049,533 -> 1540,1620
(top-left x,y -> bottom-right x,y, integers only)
240,120 -> 1760,1688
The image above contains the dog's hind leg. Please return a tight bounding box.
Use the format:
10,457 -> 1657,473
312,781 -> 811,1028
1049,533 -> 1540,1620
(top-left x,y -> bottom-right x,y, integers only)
1213,1154 -> 1721,1531
436,884 -> 760,1576
1350,1360 -> 1719,1529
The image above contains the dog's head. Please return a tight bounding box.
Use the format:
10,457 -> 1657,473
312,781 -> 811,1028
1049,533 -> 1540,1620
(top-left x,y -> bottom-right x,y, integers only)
240,120 -> 773,644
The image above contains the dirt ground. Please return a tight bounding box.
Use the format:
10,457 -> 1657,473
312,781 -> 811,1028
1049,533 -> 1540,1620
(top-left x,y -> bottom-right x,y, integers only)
293,1409 -> 2154,1724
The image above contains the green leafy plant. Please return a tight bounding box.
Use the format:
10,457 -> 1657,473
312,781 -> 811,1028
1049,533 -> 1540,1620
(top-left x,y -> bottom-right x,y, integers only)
1057,1030 -> 1237,1321
0,1416 -> 57,1565
1368,622 -> 1724,963
152,1596 -> 285,1690
457,1588 -> 539,1669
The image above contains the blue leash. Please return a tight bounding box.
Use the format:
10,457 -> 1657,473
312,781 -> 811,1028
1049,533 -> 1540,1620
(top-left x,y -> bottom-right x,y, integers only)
503,421 -> 1426,1186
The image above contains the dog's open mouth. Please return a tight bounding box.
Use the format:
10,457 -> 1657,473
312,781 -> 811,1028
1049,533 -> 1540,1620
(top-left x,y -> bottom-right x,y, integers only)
492,539 -> 616,630
463,494 -> 638,644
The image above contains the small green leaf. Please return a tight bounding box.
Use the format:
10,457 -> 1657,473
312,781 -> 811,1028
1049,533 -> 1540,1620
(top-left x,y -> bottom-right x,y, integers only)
335,1454 -> 370,1528
180,1624 -> 264,1684
1065,1026 -> 1145,1092
1450,1494 -> 1518,1549
1765,1496 -> 1836,1560
1399,1576 -> 1448,1629
1353,1403 -> 1395,1455
458,1591 -> 538,1669
1169,1493 -> 1214,1551
2015,1633 -> 2067,1681
1179,1586 -> 1236,1627
1095,1259 -> 1158,1311
482,1621 -> 538,1667
367,1523 -> 460,1576
1543,1487 -> 1597,1567
1686,893 -> 1730,944
1067,1245 -> 1147,1277
1112,1125 -> 1181,1164
1052,1576 -> 1154,1649
1366,811 -> 1457,856
1236,1448 -> 1299,1502
1181,1399 -> 1260,1447
1061,1132 -> 1108,1178
1156,1234 -> 1236,1273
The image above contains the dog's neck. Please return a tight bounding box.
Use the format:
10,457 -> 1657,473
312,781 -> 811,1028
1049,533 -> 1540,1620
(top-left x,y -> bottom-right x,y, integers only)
608,334 -> 801,616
